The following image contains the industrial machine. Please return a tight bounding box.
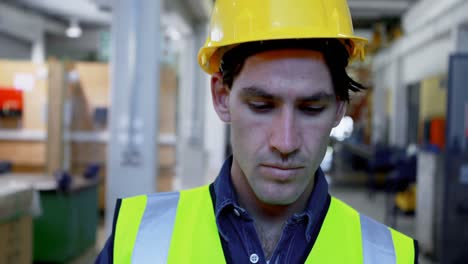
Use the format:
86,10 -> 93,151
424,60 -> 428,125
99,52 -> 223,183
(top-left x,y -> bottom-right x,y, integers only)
439,54 -> 468,263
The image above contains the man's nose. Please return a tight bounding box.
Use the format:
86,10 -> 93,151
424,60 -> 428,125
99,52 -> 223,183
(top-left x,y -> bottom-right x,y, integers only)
269,108 -> 301,156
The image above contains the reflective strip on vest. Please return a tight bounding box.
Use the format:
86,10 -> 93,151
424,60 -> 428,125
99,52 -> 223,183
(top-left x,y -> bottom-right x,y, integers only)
360,214 -> 396,264
131,192 -> 180,263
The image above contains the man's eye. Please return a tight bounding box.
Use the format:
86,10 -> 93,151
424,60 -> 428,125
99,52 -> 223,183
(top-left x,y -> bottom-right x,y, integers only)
247,102 -> 273,112
300,105 -> 326,114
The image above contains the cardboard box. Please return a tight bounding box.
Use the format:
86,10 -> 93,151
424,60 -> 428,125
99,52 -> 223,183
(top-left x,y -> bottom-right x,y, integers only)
157,167 -> 175,192
0,179 -> 34,264
0,215 -> 32,264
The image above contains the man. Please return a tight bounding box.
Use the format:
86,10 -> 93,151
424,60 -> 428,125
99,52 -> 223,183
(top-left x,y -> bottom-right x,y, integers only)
97,0 -> 417,263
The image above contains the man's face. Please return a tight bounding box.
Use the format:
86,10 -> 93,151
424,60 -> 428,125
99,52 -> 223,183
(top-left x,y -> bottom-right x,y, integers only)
212,49 -> 346,205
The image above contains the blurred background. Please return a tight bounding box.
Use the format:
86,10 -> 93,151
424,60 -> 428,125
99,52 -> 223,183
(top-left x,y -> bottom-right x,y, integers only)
0,0 -> 467,263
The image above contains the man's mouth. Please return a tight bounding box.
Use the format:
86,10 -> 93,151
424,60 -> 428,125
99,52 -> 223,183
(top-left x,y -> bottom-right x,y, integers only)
259,164 -> 305,181
260,163 -> 304,170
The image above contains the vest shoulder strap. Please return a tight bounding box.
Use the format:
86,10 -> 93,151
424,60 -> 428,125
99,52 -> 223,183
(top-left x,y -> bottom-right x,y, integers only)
132,192 -> 180,263
113,194 -> 148,263
167,185 -> 226,263
306,197 -> 364,263
114,186 -> 225,264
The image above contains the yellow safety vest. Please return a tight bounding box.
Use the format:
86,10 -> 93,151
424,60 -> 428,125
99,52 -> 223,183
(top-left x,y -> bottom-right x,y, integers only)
113,185 -> 416,263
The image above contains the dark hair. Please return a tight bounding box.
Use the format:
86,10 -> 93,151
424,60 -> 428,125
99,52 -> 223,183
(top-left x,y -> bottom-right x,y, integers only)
220,39 -> 365,102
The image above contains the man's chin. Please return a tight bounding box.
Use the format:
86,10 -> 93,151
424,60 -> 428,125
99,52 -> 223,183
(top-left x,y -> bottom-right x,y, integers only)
256,187 -> 301,205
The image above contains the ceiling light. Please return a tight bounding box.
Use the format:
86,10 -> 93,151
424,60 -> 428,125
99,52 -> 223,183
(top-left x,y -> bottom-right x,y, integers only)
66,19 -> 82,38
165,26 -> 181,41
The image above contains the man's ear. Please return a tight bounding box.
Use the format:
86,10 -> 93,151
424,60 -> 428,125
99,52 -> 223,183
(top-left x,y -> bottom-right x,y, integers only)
211,72 -> 231,123
332,100 -> 347,127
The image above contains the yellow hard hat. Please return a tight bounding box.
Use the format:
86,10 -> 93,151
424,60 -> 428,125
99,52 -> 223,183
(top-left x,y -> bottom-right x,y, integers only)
198,0 -> 368,74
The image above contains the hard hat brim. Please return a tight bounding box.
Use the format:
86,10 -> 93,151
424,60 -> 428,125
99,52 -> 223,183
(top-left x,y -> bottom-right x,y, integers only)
198,36 -> 368,75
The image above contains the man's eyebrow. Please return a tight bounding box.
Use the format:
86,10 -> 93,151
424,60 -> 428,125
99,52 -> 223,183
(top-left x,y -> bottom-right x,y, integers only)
239,86 -> 276,99
239,87 -> 335,102
300,93 -> 335,102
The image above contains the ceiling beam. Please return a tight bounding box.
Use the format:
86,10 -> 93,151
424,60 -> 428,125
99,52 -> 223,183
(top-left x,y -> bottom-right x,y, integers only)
15,0 -> 111,25
184,0 -> 212,22
0,2 -> 66,42
349,0 -> 411,12
403,0 -> 466,33
351,10 -> 402,19
92,0 -> 113,11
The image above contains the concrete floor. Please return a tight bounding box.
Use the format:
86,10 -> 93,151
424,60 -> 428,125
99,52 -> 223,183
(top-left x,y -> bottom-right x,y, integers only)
68,219 -> 106,264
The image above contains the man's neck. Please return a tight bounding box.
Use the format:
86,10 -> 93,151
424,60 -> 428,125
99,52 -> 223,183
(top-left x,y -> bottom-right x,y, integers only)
230,158 -> 315,259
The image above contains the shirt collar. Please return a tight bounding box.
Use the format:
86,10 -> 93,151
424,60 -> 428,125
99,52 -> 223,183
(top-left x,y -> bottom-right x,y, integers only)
293,167 -> 329,242
213,156 -> 241,219
212,155 -> 330,242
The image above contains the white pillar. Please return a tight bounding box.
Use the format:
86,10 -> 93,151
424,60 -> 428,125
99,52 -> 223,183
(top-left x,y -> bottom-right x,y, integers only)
456,24 -> 468,52
106,0 -> 162,233
198,22 -> 227,183
176,22 -> 211,190
31,33 -> 45,64
391,58 -> 407,147
371,69 -> 389,145
175,29 -> 196,190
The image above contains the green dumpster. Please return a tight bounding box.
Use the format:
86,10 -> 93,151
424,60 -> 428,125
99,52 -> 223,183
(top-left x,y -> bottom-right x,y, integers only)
5,175 -> 99,263
34,181 -> 98,263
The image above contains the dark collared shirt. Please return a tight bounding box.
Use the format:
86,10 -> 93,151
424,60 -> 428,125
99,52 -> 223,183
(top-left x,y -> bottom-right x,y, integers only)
95,157 -> 330,263
212,157 -> 330,264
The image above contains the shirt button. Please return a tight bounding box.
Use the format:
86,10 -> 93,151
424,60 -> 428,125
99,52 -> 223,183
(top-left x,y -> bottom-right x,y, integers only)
250,253 -> 259,263
233,208 -> 241,217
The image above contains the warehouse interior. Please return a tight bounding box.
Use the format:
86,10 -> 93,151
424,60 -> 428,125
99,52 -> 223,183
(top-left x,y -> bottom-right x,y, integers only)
1,0 -> 467,263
